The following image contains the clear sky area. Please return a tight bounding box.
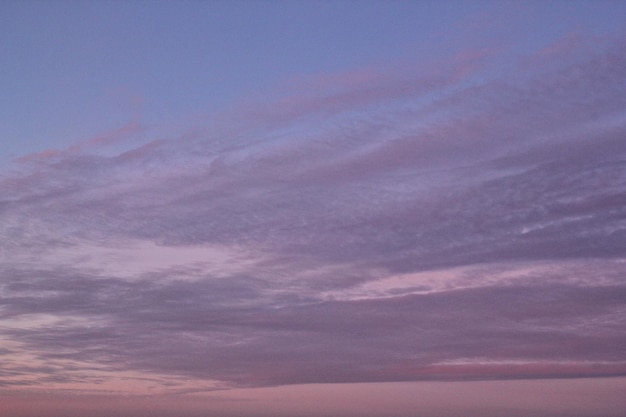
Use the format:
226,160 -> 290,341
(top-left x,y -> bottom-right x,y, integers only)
1,1 -> 625,416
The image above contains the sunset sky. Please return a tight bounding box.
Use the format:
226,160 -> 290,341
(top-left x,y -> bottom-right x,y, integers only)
1,1 -> 625,416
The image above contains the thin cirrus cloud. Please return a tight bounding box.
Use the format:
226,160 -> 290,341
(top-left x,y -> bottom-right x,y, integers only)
0,30 -> 625,394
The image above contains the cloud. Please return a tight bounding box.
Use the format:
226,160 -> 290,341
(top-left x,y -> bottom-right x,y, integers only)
14,121 -> 146,165
2,262 -> 625,387
1,32 -> 625,391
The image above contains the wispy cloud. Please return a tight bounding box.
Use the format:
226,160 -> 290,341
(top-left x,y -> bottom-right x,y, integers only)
1,31 -> 625,392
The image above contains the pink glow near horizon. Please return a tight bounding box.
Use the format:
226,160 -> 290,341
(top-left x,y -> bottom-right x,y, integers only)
2,378 -> 625,417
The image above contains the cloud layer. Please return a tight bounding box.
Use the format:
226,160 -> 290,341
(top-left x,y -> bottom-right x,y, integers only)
1,32 -> 625,392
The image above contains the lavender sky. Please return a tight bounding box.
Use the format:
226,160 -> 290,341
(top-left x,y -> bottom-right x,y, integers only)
1,1 -> 626,416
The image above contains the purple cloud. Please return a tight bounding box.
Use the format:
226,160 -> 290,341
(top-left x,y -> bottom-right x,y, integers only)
1,31 -> 625,394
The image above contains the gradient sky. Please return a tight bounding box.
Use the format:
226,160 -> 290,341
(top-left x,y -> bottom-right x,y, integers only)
1,1 -> 626,416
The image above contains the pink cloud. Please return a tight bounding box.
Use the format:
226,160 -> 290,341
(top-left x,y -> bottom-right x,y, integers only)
230,45 -> 497,130
76,120 -> 144,150
14,121 -> 145,165
15,148 -> 64,164
521,31 -> 590,69
410,362 -> 626,380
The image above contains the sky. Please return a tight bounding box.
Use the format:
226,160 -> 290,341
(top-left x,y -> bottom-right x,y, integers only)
1,1 -> 626,416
